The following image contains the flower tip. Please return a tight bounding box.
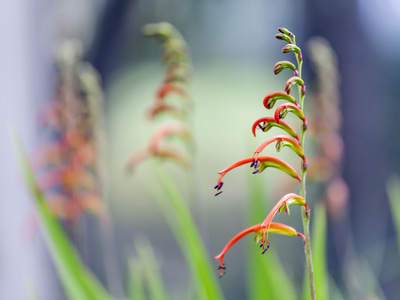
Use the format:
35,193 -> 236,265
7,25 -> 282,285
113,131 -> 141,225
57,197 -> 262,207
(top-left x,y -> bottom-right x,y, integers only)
297,232 -> 306,242
297,175 -> 302,182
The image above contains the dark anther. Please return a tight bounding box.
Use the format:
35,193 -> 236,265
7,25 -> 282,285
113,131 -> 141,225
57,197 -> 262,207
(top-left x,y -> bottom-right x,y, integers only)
259,243 -> 263,248
254,160 -> 259,168
252,169 -> 259,174
258,124 -> 263,130
261,243 -> 271,254
214,184 -> 218,189
279,112 -> 283,119
219,272 -> 226,278
215,191 -> 223,196
217,182 -> 224,190
305,209 -> 310,218
250,159 -> 255,168
218,264 -> 226,270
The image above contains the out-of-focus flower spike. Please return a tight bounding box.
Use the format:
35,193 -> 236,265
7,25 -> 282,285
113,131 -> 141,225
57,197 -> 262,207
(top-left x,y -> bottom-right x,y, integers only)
275,33 -> 292,44
251,117 -> 300,143
253,135 -> 305,162
278,28 -> 293,37
285,76 -> 305,95
263,91 -> 297,109
215,156 -> 300,195
146,101 -> 185,120
273,61 -> 298,75
260,193 -> 308,250
215,222 -> 302,277
147,121 -> 190,154
282,44 -> 301,54
274,103 -> 306,128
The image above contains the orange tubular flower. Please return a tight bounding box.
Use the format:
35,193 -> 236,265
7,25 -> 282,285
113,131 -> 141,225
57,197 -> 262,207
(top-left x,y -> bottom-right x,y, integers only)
214,222 -> 305,277
214,156 -> 301,196
253,135 -> 306,164
260,193 -> 309,251
251,116 -> 300,143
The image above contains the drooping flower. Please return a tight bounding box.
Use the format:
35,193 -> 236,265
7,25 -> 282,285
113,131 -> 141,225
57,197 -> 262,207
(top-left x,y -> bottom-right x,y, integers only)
251,116 -> 300,143
259,193 -> 308,251
214,222 -> 305,277
214,156 -> 301,196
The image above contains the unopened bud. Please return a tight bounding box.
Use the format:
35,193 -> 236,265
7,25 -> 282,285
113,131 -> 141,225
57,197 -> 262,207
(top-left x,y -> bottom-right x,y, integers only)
275,33 -> 292,44
282,44 -> 301,54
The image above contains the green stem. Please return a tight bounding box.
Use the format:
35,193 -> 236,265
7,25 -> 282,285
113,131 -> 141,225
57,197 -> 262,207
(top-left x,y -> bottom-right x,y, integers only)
296,40 -> 317,300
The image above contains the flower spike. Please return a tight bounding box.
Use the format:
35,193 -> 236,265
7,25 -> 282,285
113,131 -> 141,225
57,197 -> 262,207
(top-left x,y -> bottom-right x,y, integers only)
263,91 -> 298,109
252,116 -> 300,143
215,156 -> 301,195
259,193 -> 309,250
214,222 -> 304,277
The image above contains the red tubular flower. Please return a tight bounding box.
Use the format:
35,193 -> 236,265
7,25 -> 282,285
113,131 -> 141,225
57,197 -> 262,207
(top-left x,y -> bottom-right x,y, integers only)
259,193 -> 309,251
285,76 -> 304,94
251,116 -> 300,143
274,103 -> 307,131
253,135 -> 306,164
214,222 -> 305,277
214,156 -> 301,196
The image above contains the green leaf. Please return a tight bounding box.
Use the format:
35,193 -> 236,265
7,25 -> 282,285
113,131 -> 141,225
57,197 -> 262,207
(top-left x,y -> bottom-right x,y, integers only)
134,238 -> 169,300
16,139 -> 112,300
128,258 -> 145,300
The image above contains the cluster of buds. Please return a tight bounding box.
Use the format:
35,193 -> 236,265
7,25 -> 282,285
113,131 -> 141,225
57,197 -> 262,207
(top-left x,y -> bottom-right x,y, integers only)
214,28 -> 310,277
127,23 -> 193,170
33,41 -> 106,222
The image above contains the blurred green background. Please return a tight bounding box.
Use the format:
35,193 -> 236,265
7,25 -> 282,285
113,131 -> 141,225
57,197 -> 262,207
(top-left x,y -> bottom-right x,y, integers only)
1,0 -> 400,299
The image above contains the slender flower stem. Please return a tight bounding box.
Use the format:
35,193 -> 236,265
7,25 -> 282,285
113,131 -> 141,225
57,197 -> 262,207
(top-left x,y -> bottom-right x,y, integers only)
296,37 -> 317,300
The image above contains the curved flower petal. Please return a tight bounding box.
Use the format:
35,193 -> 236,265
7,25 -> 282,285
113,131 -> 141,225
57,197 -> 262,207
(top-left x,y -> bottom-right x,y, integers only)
214,222 -> 304,277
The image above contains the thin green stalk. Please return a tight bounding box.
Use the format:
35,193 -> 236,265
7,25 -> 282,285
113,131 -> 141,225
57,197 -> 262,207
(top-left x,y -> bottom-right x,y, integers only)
295,39 -> 316,300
